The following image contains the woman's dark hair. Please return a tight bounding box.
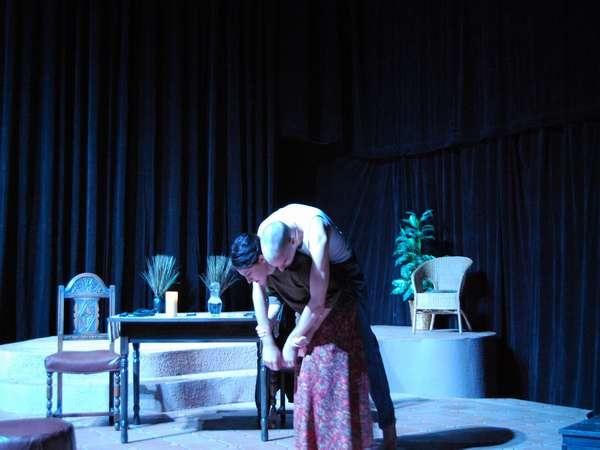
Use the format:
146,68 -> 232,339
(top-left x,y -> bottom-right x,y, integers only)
230,233 -> 261,269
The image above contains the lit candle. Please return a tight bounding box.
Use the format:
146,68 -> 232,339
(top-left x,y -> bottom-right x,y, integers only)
165,291 -> 178,317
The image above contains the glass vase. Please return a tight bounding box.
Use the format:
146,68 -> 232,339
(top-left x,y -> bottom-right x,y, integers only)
153,296 -> 165,313
207,282 -> 222,315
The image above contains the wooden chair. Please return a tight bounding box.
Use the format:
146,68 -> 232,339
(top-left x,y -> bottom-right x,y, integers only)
255,296 -> 293,428
44,273 -> 120,427
411,256 -> 473,334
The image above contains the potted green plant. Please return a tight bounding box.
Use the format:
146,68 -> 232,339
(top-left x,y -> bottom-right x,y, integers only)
391,209 -> 435,328
140,254 -> 179,313
199,255 -> 238,315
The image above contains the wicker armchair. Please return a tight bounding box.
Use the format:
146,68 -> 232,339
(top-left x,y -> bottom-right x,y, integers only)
411,256 -> 473,334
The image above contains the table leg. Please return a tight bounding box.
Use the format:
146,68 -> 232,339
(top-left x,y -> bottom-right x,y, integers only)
133,343 -> 140,425
260,342 -> 269,441
119,336 -> 129,444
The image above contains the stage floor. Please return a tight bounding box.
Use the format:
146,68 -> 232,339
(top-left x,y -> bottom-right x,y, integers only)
0,394 -> 586,449
0,326 -> 588,448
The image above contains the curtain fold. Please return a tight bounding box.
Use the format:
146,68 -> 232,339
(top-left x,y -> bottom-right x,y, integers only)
316,123 -> 600,409
277,0 -> 600,155
0,0 -> 276,340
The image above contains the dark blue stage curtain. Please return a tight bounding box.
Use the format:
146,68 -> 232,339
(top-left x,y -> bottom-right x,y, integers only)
278,0 -> 600,155
315,124 -> 600,410
1,0 -> 599,413
275,0 -> 600,411
0,0 -> 276,341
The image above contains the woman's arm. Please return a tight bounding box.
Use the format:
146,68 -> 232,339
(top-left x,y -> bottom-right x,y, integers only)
252,282 -> 283,370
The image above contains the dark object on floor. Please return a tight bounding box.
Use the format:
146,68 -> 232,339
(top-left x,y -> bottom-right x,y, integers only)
588,409 -> 600,419
560,416 -> 600,449
0,417 -> 76,450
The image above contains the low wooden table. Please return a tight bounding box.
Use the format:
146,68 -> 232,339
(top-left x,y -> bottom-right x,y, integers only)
109,312 -> 271,444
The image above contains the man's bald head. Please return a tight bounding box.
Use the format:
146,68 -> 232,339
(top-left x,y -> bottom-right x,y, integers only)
260,221 -> 292,262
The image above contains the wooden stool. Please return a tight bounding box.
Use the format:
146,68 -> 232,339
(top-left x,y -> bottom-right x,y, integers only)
0,417 -> 76,450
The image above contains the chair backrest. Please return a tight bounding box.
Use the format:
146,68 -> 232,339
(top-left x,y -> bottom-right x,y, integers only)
412,256 -> 473,293
57,273 -> 116,352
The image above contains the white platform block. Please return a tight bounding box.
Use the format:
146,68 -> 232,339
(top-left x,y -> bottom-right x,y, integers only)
0,326 -> 498,416
373,326 -> 497,398
0,337 -> 258,415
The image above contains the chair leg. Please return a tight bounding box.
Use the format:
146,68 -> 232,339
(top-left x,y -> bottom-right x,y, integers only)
114,370 -> 121,431
429,314 -> 436,330
108,372 -> 114,426
412,306 -> 417,334
278,372 -> 286,427
457,311 -> 463,333
460,309 -> 472,331
46,372 -> 53,417
56,372 -> 63,416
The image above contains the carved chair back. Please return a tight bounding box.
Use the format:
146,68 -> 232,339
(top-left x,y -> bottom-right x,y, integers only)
57,273 -> 116,353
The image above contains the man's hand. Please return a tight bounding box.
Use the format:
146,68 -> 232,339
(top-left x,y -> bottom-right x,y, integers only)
282,335 -> 310,369
255,324 -> 271,339
281,341 -> 298,369
255,314 -> 281,339
291,335 -> 309,348
261,342 -> 283,370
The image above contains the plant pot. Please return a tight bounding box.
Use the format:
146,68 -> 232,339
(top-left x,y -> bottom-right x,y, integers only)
408,300 -> 432,331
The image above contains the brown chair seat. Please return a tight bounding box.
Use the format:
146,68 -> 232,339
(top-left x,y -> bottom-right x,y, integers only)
45,350 -> 120,374
0,417 -> 76,450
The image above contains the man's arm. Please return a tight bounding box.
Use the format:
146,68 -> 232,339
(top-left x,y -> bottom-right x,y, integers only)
281,217 -> 331,366
252,282 -> 283,370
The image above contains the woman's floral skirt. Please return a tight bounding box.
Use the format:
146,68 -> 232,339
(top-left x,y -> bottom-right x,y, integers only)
294,299 -> 373,450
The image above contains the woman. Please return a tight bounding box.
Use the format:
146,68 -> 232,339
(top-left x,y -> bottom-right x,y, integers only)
231,234 -> 373,449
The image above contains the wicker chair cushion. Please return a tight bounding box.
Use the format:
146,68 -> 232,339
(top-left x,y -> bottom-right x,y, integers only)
45,350 -> 120,374
0,417 -> 75,450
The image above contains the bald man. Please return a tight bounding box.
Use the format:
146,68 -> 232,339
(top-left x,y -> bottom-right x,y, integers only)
232,203 -> 397,449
